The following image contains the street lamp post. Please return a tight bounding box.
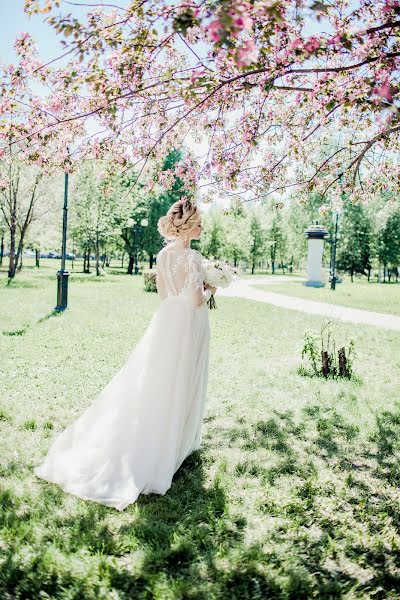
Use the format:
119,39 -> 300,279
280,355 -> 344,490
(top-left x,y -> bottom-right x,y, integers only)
55,170 -> 70,311
133,223 -> 141,275
330,211 -> 339,291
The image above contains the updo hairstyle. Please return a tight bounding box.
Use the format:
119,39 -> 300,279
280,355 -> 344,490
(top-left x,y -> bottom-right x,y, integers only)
157,199 -> 200,242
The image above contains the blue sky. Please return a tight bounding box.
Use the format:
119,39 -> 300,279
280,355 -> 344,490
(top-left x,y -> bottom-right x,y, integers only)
1,0 -> 336,65
0,0 -> 92,65
1,1 -> 57,63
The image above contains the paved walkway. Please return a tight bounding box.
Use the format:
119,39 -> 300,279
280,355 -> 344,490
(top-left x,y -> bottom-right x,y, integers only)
217,277 -> 400,332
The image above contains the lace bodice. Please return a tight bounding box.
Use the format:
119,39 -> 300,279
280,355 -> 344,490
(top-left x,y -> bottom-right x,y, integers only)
156,247 -> 212,307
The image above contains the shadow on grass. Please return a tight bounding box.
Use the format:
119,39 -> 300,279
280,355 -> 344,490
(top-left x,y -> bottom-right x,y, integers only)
1,406 -> 400,599
0,451 -> 297,600
210,405 -> 400,599
0,449 -> 355,600
37,309 -> 64,324
1,308 -> 64,337
2,325 -> 30,336
368,402 -> 400,486
3,278 -> 40,289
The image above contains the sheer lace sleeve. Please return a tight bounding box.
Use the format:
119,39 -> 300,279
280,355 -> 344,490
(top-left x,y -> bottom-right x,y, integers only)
187,251 -> 212,307
156,252 -> 167,300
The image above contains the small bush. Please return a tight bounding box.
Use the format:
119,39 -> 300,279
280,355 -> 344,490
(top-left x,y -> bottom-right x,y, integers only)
143,269 -> 157,292
299,320 -> 356,380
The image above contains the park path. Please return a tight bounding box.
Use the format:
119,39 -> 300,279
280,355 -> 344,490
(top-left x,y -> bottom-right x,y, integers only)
217,276 -> 400,332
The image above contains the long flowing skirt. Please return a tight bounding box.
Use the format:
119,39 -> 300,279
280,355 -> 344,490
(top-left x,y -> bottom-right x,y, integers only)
34,296 -> 210,511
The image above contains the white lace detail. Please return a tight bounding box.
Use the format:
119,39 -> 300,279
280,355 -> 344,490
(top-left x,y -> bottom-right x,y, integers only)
156,248 -> 211,305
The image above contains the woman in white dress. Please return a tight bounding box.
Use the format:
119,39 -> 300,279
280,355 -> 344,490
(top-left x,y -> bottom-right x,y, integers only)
34,198 -> 216,511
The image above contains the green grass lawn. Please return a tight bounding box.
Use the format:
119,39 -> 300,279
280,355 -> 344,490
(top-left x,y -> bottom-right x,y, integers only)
252,278 -> 400,317
1,263 -> 400,599
239,270 -> 305,280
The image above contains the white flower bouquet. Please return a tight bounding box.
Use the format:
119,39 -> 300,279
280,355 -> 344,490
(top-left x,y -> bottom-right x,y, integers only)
202,257 -> 239,309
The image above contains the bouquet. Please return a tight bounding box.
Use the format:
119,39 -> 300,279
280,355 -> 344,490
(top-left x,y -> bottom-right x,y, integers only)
202,257 -> 239,310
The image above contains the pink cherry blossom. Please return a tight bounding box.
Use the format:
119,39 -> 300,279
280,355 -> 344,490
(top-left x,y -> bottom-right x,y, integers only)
235,39 -> 257,67
2,0 -> 396,211
208,19 -> 222,42
232,13 -> 253,30
374,82 -> 393,101
304,37 -> 320,53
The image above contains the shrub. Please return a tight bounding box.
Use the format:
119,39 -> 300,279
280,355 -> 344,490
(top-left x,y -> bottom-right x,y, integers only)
299,320 -> 356,380
143,268 -> 157,292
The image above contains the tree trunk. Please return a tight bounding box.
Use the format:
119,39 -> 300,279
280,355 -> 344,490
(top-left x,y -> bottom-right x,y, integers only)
121,252 -> 125,268
321,350 -> 330,378
8,175 -> 39,279
149,254 -> 154,269
95,238 -> 100,276
105,253 -> 111,267
17,244 -> 23,272
7,209 -> 17,279
338,347 -> 348,378
35,248 -> 40,267
127,253 -> 134,275
351,267 -> 354,282
0,234 -> 4,267
84,247 -> 91,273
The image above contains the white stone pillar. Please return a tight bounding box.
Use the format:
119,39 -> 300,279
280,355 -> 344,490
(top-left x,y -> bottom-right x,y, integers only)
304,224 -> 329,288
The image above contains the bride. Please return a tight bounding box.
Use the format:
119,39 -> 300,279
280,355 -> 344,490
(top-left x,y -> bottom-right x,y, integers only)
34,197 -> 217,511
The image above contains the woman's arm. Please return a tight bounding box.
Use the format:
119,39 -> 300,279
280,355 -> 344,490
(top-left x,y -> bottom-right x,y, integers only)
189,252 -> 212,307
156,258 -> 167,300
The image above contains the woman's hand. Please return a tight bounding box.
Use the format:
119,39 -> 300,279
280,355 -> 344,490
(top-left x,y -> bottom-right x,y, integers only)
204,283 -> 217,295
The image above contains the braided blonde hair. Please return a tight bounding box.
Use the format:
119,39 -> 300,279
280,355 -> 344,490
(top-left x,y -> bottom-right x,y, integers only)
157,199 -> 200,244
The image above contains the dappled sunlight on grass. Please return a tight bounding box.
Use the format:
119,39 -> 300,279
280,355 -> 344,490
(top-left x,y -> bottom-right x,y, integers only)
1,265 -> 400,598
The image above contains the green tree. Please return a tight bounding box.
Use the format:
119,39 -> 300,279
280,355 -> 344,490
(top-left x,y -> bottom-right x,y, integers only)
118,174 -> 148,275
337,202 -> 374,281
378,211 -> 400,282
142,148 -> 187,268
248,209 -> 268,275
0,159 -> 44,279
200,208 -> 225,258
223,217 -> 246,267
72,163 -> 127,276
268,211 -> 288,275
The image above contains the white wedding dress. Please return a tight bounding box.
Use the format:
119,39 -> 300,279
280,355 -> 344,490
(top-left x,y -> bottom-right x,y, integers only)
34,245 -> 212,511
